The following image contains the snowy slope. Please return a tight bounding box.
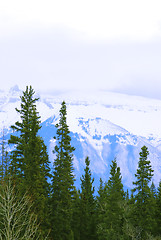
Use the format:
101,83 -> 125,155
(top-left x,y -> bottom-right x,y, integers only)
40,89 -> 161,143
0,86 -> 161,190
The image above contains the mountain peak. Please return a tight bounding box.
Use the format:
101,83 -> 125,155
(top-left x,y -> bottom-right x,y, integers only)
9,85 -> 21,93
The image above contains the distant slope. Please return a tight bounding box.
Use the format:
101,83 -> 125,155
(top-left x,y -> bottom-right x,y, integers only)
0,86 -> 161,190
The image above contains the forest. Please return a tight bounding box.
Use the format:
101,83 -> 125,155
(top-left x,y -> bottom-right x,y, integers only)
0,85 -> 161,240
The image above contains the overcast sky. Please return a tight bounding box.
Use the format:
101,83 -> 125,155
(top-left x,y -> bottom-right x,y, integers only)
0,0 -> 161,99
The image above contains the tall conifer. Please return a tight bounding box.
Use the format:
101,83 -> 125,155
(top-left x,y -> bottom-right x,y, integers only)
71,188 -> 81,240
156,180 -> 161,236
96,179 -> 108,240
132,145 -> 154,239
8,86 -> 51,235
97,159 -> 124,239
106,158 -> 124,239
79,156 -> 97,240
51,101 -> 75,240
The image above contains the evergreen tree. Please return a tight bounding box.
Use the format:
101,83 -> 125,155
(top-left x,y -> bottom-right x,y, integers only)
97,158 -> 124,240
71,188 -> 81,240
150,181 -> 157,198
106,158 -> 125,239
156,180 -> 161,236
122,190 -> 136,240
8,86 -> 51,235
96,178 -> 108,240
149,181 -> 157,236
79,156 -> 97,240
51,101 -> 75,240
132,145 -> 154,239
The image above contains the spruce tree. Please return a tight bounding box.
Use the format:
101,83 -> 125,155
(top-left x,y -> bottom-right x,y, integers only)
132,145 -> 154,239
96,178 -> 108,240
97,158 -> 124,240
149,181 -> 157,236
71,188 -> 81,240
79,156 -> 97,240
8,86 -> 51,235
51,101 -> 75,240
156,180 -> 161,236
106,158 -> 125,239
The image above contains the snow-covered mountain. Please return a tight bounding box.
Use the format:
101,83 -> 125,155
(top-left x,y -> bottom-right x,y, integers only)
0,85 -> 161,190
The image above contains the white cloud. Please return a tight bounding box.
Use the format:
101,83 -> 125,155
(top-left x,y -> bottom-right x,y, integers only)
0,1 -> 161,99
0,0 -> 161,41
0,28 -> 160,99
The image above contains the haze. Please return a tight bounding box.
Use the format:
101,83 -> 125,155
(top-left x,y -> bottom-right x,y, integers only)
0,0 -> 161,99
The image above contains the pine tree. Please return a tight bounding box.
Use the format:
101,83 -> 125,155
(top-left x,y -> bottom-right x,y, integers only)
149,181 -> 157,236
122,190 -> 137,240
97,158 -> 125,240
156,180 -> 161,236
106,158 -> 125,239
71,188 -> 81,240
8,86 -> 51,235
51,101 -> 75,240
132,145 -> 154,239
96,178 -> 108,240
79,156 -> 97,240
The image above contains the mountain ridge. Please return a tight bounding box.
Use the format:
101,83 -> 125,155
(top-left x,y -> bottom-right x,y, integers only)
0,86 -> 161,190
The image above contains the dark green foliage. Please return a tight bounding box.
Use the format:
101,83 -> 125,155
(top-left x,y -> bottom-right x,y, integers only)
9,86 -> 40,189
105,158 -> 125,239
79,156 -> 97,240
97,159 -> 125,240
51,101 -> 75,240
8,86 -> 51,235
149,181 -> 157,236
96,178 -> 108,240
132,145 -> 154,239
132,146 -> 153,195
71,188 -> 81,240
1,87 -> 161,239
156,181 -> 161,236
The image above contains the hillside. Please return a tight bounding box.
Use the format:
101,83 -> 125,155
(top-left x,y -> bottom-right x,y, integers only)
0,85 -> 161,189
